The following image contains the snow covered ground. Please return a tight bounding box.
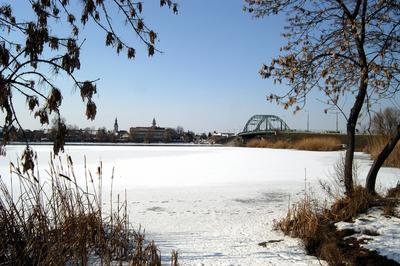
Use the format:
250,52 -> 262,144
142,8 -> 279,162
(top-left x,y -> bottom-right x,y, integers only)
336,207 -> 400,263
1,145 -> 399,265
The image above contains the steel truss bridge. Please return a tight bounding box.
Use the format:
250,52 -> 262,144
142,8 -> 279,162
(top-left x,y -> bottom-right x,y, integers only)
238,114 -> 291,137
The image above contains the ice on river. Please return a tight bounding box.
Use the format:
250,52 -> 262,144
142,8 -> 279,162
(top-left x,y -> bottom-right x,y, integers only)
1,145 -> 399,265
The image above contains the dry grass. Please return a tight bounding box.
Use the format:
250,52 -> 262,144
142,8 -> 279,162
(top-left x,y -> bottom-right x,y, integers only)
275,155 -> 383,264
364,136 -> 400,168
247,139 -> 292,149
387,182 -> 400,198
275,186 -> 376,265
275,194 -> 327,255
0,154 -> 177,265
293,137 -> 342,151
329,186 -> 374,222
247,137 -> 342,151
384,182 -> 400,217
276,153 -> 398,265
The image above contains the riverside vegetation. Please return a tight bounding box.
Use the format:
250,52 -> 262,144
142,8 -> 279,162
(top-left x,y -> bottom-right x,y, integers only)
0,153 -> 178,265
246,134 -> 400,169
276,156 -> 400,265
246,136 -> 342,151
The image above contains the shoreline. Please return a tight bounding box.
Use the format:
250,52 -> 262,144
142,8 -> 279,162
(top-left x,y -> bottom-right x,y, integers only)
6,141 -> 220,147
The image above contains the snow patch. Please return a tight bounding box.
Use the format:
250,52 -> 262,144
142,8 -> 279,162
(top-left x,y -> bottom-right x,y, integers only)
336,207 -> 400,263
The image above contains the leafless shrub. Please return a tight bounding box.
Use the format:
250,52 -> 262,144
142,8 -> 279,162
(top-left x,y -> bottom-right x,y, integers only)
319,154 -> 359,199
371,108 -> 400,136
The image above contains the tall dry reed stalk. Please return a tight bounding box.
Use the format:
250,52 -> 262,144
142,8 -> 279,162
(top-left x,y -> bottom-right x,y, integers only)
0,154 -> 177,265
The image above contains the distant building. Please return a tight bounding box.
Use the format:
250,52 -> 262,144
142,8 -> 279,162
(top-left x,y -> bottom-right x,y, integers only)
119,130 -> 130,140
212,131 -> 235,138
129,118 -> 178,143
32,130 -> 48,141
114,117 -> 119,133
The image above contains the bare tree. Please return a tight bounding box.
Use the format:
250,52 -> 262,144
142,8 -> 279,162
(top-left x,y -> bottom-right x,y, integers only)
163,128 -> 174,142
371,107 -> 400,136
0,1 -> 177,171
244,0 -> 400,195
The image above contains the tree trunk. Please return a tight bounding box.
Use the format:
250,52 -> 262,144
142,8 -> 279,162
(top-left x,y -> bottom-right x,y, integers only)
366,125 -> 400,194
343,0 -> 369,197
344,68 -> 368,196
344,123 -> 356,195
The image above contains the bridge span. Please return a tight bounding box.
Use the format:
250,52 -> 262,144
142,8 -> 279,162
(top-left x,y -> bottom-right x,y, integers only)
238,114 -> 291,138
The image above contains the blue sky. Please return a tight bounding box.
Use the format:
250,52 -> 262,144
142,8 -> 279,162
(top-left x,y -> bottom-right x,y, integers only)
8,0 -> 396,133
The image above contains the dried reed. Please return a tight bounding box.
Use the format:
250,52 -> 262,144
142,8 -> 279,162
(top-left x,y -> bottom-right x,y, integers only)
276,156 -> 378,264
0,154 -> 177,265
247,137 -> 342,151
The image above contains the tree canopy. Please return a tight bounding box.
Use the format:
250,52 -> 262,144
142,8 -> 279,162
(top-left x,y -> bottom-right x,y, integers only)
245,0 -> 400,194
0,0 -> 177,170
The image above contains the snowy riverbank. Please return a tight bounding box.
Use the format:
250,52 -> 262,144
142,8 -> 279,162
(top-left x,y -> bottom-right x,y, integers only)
1,145 -> 399,265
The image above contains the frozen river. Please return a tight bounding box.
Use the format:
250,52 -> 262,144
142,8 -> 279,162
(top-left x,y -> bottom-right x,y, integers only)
1,145 -> 399,265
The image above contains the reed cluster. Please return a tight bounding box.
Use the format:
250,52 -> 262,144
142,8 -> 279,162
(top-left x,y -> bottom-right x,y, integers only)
247,137 -> 342,151
276,156 -> 397,265
0,154 -> 178,265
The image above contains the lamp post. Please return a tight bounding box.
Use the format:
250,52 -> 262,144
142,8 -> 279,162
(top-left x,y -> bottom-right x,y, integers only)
328,112 -> 339,132
335,112 -> 338,132
305,110 -> 310,132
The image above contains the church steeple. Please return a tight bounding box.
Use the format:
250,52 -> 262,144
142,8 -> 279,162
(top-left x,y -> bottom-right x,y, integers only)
152,118 -> 156,128
114,117 -> 119,133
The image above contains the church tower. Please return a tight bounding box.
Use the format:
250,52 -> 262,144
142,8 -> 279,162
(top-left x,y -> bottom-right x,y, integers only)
152,118 -> 156,128
114,117 -> 119,133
